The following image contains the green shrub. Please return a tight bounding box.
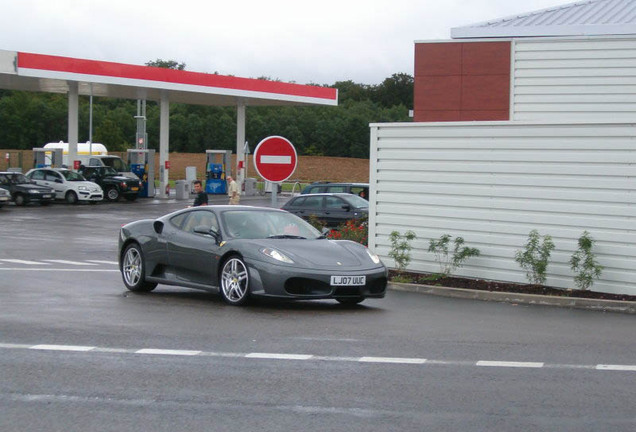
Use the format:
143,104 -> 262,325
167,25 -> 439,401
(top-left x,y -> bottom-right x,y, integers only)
388,230 -> 416,274
515,230 -> 555,285
428,235 -> 480,277
570,231 -> 603,291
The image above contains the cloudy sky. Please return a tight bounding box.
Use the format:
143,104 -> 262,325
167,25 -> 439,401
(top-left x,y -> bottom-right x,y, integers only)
1,0 -> 568,85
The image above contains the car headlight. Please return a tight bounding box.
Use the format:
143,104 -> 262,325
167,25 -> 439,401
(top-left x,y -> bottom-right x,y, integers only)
78,186 -> 88,191
28,189 -> 40,194
366,248 -> 381,265
260,247 -> 294,264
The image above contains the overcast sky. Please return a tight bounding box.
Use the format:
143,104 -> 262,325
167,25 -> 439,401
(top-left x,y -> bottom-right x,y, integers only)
1,0 -> 568,85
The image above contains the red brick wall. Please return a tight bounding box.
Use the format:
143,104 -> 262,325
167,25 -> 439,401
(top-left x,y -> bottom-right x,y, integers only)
414,41 -> 511,122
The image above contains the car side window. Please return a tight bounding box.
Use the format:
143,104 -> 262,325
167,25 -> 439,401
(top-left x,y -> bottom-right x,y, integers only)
182,211 -> 219,234
169,213 -> 189,230
0,175 -> 8,185
30,170 -> 45,180
290,197 -> 306,207
327,186 -> 346,193
89,158 -> 100,166
303,196 -> 323,209
45,171 -> 60,181
325,196 -> 345,209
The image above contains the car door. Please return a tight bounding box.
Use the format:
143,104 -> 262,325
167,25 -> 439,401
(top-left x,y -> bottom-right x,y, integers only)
167,210 -> 222,287
323,195 -> 353,227
28,170 -> 47,188
44,170 -> 65,199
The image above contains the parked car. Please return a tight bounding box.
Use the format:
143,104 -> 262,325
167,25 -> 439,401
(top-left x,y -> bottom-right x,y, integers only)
78,166 -> 141,202
301,182 -> 369,200
281,193 -> 369,228
0,187 -> 10,208
118,205 -> 386,305
25,168 -> 103,204
0,171 -> 56,206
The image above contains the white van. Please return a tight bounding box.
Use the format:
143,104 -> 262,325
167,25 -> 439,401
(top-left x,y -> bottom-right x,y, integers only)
43,142 -> 138,179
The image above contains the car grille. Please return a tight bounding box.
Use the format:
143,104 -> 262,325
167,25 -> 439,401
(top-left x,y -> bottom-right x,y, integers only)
285,278 -> 331,296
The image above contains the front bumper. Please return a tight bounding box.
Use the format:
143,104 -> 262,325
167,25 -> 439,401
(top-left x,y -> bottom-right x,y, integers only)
246,258 -> 388,299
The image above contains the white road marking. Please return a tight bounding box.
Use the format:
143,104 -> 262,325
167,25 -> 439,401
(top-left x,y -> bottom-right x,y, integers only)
136,349 -> 202,356
0,268 -> 119,272
86,260 -> 118,265
1,343 -> 634,373
43,260 -> 97,266
477,361 -> 544,368
596,364 -> 636,371
246,353 -> 313,360
30,344 -> 95,352
0,259 -> 50,265
359,357 -> 427,364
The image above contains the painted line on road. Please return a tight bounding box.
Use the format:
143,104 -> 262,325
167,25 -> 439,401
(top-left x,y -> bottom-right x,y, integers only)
136,349 -> 202,356
30,344 -> 95,352
0,268 -> 120,272
359,356 -> 427,364
86,260 -> 119,265
2,343 -> 635,372
596,364 -> 636,371
0,259 -> 51,265
477,361 -> 544,368
42,260 -> 97,266
246,353 -> 313,360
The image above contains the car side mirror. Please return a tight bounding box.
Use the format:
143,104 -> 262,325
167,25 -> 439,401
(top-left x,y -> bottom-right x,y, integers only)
194,225 -> 222,243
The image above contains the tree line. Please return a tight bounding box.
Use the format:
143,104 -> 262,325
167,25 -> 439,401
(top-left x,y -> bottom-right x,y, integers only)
0,64 -> 413,159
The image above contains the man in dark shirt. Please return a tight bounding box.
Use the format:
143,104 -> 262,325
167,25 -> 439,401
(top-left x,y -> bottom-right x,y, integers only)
191,180 -> 208,207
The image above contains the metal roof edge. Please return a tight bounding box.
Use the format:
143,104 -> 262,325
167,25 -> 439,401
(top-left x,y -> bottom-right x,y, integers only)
452,23 -> 636,39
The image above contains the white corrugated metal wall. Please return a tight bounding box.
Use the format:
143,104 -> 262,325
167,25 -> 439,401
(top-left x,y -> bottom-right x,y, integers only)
512,37 -> 636,121
369,122 -> 636,296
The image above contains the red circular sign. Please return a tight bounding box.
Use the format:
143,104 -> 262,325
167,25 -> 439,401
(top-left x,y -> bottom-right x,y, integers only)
253,136 -> 297,182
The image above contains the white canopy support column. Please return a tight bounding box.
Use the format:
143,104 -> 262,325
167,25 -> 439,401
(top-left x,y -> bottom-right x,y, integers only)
159,92 -> 170,198
236,100 -> 246,188
67,81 -> 79,169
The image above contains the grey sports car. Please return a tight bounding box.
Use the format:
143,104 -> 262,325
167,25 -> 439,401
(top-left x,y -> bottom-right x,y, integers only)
118,205 -> 387,306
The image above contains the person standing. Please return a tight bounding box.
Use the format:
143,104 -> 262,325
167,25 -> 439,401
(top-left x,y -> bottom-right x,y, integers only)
227,176 -> 240,205
191,180 -> 208,207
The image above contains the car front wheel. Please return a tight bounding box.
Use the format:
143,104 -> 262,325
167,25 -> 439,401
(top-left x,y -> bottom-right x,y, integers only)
121,243 -> 157,292
220,256 -> 250,306
106,187 -> 120,201
14,193 -> 26,206
65,191 -> 78,204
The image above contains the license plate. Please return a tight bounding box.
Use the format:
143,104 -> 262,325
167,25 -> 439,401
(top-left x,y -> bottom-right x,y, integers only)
42,194 -> 52,198
130,187 -> 139,191
330,275 -> 366,286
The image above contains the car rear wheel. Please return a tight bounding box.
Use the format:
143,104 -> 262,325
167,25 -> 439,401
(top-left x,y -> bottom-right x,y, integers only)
14,194 -> 26,206
220,256 -> 250,306
65,191 -> 78,204
336,297 -> 365,305
106,187 -> 120,201
121,243 -> 157,292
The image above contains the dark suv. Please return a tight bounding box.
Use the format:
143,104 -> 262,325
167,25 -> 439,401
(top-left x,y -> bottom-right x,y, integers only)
78,166 -> 141,202
281,193 -> 369,228
0,171 -> 56,206
301,182 -> 369,200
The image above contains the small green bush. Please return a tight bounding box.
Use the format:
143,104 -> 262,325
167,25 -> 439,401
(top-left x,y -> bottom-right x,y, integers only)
570,231 -> 603,291
515,230 -> 555,285
388,230 -> 417,274
428,235 -> 480,277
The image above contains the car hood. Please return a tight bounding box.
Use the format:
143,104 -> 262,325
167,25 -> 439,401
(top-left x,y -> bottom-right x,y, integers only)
248,238 -> 372,269
13,183 -> 52,191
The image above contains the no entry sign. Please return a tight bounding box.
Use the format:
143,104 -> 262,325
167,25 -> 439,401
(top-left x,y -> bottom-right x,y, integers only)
253,136 -> 297,183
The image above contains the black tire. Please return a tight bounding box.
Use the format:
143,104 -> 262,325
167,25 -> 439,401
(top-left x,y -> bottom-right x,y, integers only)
219,255 -> 250,306
336,297 -> 365,305
121,243 -> 157,292
14,194 -> 25,206
123,194 -> 138,202
106,187 -> 120,202
65,191 -> 78,204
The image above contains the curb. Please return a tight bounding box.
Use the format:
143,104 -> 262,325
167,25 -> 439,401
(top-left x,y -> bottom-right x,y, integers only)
389,282 -> 636,314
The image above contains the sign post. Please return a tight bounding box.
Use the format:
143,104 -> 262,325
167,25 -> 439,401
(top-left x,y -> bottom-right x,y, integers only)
253,136 -> 297,207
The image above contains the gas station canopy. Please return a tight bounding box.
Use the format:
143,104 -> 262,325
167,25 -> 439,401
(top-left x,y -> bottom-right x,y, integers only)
0,50 -> 338,107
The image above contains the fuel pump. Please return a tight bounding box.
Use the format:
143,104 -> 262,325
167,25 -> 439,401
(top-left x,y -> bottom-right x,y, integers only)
127,149 -> 156,198
205,150 -> 232,194
32,147 -> 63,168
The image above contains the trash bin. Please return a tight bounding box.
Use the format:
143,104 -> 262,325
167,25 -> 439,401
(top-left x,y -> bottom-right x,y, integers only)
175,180 -> 190,200
244,178 -> 257,196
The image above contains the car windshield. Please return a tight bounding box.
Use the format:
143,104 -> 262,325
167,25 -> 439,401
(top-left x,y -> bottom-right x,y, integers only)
222,209 -> 321,240
61,170 -> 86,181
102,167 -> 118,176
102,157 -> 129,172
343,194 -> 369,208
